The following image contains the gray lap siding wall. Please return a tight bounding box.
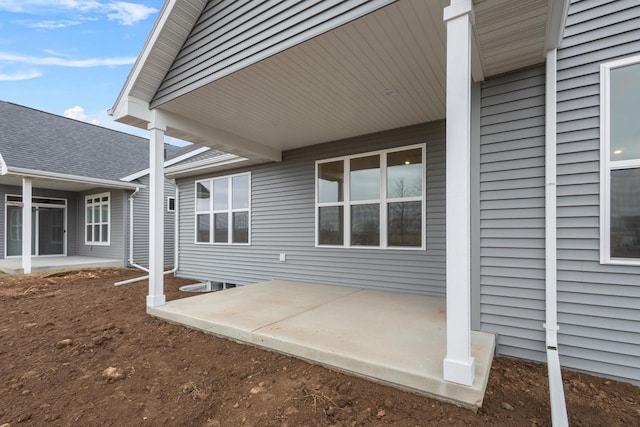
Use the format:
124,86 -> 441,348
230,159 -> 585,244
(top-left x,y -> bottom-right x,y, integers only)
176,122 -> 446,295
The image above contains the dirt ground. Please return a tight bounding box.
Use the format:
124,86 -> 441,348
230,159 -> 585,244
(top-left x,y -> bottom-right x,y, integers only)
0,268 -> 638,426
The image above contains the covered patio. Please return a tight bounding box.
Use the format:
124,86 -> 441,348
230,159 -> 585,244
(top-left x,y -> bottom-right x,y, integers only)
111,0 -> 568,413
0,256 -> 123,275
149,280 -> 495,409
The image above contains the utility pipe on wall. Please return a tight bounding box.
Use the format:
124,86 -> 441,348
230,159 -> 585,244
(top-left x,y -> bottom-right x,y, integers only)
545,48 -> 569,427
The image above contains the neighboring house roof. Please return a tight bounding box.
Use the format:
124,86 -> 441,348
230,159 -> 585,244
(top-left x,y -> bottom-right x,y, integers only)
0,101 -> 188,182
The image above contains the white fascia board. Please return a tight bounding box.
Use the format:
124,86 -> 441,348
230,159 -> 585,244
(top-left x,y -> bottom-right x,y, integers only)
165,153 -> 249,178
6,167 -> 144,190
0,152 -> 7,175
545,0 -> 570,51
121,146 -> 211,182
111,0 -> 177,117
111,96 -> 152,127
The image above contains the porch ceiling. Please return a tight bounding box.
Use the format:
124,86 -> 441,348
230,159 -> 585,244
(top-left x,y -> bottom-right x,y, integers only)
156,0 -> 552,154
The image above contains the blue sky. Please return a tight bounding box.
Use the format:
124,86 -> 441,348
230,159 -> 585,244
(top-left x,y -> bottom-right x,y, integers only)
0,0 -> 187,143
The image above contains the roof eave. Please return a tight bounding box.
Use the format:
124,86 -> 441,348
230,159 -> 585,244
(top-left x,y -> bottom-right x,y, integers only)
165,153 -> 250,179
121,146 -> 211,181
545,0 -> 571,51
6,167 -> 144,190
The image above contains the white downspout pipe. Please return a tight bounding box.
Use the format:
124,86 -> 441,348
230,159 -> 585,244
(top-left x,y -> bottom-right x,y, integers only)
127,187 -> 148,272
115,180 -> 179,286
545,48 -> 569,427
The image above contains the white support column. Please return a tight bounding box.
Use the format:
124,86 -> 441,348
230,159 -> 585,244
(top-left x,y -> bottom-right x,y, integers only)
22,177 -> 32,274
147,110 -> 166,307
443,0 -> 475,387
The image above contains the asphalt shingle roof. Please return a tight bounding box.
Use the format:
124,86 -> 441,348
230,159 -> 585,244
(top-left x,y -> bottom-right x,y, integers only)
0,101 -> 185,181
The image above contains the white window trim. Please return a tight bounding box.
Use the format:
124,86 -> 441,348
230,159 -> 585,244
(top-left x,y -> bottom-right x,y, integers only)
167,196 -> 176,212
315,143 -> 427,250
194,172 -> 251,246
600,55 -> 640,265
85,192 -> 110,246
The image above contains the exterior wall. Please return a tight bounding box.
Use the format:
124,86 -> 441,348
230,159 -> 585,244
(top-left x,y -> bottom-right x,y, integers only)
477,0 -> 640,386
151,0 -> 393,107
0,184 -> 79,258
129,176 -> 176,268
76,188 -> 127,262
478,66 -> 547,363
554,0 -> 640,384
176,122 -> 446,295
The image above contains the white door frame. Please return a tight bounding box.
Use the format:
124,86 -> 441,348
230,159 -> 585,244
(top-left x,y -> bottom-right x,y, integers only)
4,194 -> 68,258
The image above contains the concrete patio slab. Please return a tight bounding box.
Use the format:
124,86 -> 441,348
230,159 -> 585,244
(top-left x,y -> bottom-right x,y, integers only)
148,280 -> 495,409
0,256 -> 124,274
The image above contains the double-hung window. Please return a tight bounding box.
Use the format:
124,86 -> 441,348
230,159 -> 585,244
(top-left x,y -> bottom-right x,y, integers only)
195,172 -> 250,244
85,192 -> 110,245
600,56 -> 640,264
316,144 -> 425,249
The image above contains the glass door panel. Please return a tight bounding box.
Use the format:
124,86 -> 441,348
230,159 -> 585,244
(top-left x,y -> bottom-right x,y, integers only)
38,207 -> 64,255
5,206 -> 36,256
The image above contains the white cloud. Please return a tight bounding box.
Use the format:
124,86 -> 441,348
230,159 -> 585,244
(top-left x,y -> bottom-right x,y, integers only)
0,1 -> 157,25
0,70 -> 42,81
25,19 -> 83,29
106,2 -> 156,25
0,52 -> 136,67
64,105 -> 88,121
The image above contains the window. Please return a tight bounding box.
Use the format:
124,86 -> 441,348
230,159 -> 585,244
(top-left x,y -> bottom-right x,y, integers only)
85,192 -> 110,245
167,196 -> 176,212
316,144 -> 425,249
601,56 -> 640,264
195,172 -> 250,244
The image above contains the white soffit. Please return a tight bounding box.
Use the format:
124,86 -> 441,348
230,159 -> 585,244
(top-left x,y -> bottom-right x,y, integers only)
155,0 -> 553,152
160,0 -> 450,151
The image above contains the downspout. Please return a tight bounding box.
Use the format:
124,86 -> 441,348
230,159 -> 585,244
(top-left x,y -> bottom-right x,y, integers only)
127,187 -> 148,272
115,180 -> 179,286
545,48 -> 569,427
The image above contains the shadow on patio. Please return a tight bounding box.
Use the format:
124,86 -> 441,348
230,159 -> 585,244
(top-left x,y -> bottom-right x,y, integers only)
148,280 -> 495,409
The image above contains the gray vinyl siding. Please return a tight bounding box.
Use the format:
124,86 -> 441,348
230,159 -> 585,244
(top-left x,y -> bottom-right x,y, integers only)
478,66 -> 547,363
77,189 -> 127,262
554,0 -> 640,384
0,184 -> 80,258
151,0 -> 393,107
129,176 -> 176,268
176,122 -> 445,295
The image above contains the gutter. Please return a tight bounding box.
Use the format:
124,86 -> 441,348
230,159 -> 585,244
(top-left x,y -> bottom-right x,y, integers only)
164,153 -> 248,178
115,180 -> 179,286
120,146 -> 211,182
6,167 -> 142,190
545,48 -> 569,427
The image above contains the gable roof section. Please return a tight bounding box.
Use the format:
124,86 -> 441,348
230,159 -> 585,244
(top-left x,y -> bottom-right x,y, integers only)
0,101 -> 181,181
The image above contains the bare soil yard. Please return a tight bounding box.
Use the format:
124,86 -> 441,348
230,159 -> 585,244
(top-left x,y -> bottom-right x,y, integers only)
0,268 -> 638,426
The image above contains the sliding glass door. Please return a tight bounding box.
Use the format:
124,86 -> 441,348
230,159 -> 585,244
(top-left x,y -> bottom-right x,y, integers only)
5,196 -> 66,257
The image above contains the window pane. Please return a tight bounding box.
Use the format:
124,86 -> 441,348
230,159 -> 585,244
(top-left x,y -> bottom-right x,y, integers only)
196,214 -> 210,243
232,175 -> 249,209
168,197 -> 175,211
214,213 -> 229,243
350,156 -> 380,201
87,225 -> 92,242
351,204 -> 380,246
196,181 -> 211,211
388,201 -> 422,247
94,206 -> 101,223
101,196 -> 109,202
610,63 -> 640,161
101,204 -> 108,223
233,211 -> 249,243
610,169 -> 640,258
213,178 -> 229,211
387,148 -> 422,198
86,206 -> 92,223
318,206 -> 343,245
101,224 -> 108,242
94,225 -> 100,241
318,161 -> 344,203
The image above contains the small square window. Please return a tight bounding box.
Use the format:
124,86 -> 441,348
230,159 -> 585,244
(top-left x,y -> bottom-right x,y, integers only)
167,196 -> 176,212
